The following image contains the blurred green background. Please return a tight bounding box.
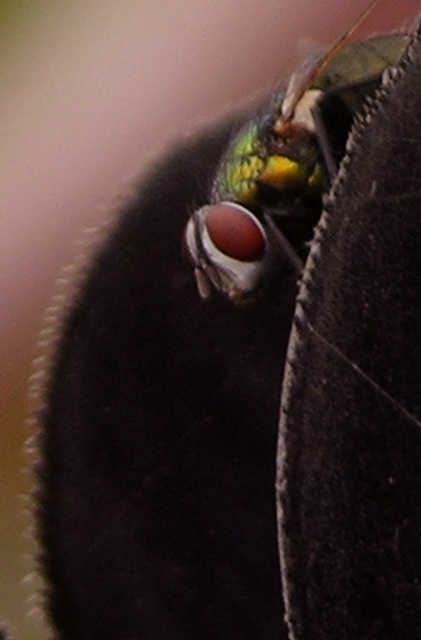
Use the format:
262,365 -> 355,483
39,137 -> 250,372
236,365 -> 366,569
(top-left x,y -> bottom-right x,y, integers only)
1,4 -> 47,640
2,4 -> 52,638
1,5 -> 49,640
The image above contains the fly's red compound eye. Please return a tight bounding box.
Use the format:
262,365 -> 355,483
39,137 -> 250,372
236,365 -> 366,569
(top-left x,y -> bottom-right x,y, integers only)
205,202 -> 266,262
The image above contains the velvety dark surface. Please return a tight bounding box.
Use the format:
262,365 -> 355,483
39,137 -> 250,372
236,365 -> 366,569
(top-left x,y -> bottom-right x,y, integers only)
277,31 -> 421,640
37,115 -> 300,640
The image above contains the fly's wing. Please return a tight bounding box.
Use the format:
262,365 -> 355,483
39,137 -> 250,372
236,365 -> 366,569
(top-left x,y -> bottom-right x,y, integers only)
277,28 -> 421,640
314,35 -> 411,133
314,34 -> 410,90
312,35 -> 411,172
36,110 -> 300,640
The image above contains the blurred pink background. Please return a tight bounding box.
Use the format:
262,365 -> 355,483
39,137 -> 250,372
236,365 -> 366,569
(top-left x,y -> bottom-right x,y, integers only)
1,1 -> 418,638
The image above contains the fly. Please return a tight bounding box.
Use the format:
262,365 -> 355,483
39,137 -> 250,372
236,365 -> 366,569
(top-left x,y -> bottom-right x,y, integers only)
185,1 -> 411,303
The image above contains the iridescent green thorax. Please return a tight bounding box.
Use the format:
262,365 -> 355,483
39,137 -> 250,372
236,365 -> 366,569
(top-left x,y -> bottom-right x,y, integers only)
212,107 -> 322,205
212,33 -> 410,210
214,121 -> 263,204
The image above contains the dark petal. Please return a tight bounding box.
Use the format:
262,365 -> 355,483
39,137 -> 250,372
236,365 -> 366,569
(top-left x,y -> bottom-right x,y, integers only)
37,112 -> 299,640
277,30 -> 421,640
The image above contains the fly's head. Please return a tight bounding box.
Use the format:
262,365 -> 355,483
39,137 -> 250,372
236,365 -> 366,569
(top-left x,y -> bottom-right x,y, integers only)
184,202 -> 270,304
